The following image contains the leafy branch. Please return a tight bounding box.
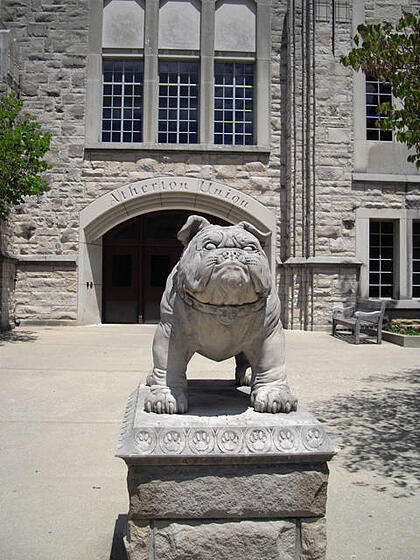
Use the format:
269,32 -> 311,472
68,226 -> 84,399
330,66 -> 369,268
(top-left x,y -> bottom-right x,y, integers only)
341,10 -> 420,168
0,93 -> 51,221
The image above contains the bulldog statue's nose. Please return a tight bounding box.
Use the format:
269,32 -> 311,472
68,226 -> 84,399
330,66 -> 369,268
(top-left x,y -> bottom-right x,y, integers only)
221,249 -> 242,261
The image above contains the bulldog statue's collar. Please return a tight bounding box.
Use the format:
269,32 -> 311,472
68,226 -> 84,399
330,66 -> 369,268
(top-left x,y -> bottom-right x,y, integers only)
179,291 -> 266,325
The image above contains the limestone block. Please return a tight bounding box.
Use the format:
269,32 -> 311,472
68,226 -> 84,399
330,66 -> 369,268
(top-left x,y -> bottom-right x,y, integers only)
124,520 -> 150,560
301,517 -> 327,560
128,462 -> 328,520
154,519 -> 297,560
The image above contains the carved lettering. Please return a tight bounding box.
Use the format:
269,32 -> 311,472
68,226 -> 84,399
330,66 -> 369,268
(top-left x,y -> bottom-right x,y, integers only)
108,178 -> 251,213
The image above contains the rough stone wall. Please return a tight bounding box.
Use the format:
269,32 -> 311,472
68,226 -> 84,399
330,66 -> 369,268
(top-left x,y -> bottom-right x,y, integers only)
1,0 -> 288,324
281,0 -> 420,330
1,0 -> 419,327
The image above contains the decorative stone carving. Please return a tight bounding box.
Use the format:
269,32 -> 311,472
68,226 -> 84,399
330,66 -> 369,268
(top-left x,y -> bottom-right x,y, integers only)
144,215 -> 297,414
116,380 -> 337,459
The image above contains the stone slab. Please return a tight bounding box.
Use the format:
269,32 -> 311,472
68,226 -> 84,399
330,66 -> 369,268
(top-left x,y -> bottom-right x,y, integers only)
154,519 -> 297,560
127,462 -> 328,519
116,380 -> 338,463
124,519 -> 298,560
301,518 -> 327,560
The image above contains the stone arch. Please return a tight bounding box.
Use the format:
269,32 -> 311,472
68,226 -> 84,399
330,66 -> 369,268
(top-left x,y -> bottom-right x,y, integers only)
78,177 -> 276,324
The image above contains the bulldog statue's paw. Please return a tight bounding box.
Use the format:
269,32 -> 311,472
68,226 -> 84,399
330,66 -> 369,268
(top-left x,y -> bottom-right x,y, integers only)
250,386 -> 298,414
144,386 -> 188,414
235,365 -> 253,387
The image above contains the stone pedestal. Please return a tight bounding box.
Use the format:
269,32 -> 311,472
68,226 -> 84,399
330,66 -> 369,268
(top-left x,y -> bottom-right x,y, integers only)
116,380 -> 338,560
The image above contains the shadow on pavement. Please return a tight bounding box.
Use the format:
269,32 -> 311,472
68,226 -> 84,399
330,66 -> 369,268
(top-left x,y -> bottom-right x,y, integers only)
0,329 -> 38,346
309,368 -> 420,498
109,514 -> 129,560
330,331 -> 378,345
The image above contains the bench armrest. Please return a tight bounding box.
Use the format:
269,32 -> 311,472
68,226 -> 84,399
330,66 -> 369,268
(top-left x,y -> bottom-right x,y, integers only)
332,305 -> 355,318
354,310 -> 382,323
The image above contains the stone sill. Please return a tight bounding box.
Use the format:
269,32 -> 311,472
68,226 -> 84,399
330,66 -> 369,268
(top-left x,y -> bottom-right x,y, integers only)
385,299 -> 420,309
382,331 -> 420,348
85,142 -> 271,154
18,254 -> 77,264
353,172 -> 420,183
0,251 -> 18,263
279,257 -> 362,267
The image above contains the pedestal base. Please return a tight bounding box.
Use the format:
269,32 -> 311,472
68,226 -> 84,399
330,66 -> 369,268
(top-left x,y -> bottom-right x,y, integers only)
116,381 -> 338,560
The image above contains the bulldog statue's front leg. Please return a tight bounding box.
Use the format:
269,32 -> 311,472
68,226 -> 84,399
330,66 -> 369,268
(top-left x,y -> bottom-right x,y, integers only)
249,324 -> 297,413
145,321 -> 191,414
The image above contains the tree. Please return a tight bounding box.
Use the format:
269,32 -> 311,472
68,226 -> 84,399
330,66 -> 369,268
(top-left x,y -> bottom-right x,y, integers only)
0,93 -> 51,221
341,10 -> 420,168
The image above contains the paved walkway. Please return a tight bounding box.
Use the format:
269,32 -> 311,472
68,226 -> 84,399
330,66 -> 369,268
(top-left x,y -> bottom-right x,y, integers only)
0,325 -> 419,560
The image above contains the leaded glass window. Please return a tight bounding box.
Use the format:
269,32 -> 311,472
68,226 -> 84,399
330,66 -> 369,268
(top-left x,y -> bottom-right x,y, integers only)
413,222 -> 420,298
214,62 -> 254,145
369,221 -> 394,298
102,60 -> 143,142
158,61 -> 199,144
366,76 -> 392,142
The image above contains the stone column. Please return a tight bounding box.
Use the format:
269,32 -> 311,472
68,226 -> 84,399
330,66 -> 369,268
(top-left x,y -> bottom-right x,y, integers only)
116,380 -> 338,560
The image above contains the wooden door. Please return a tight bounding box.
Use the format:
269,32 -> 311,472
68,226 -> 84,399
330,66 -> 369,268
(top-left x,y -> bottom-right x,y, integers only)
103,245 -> 139,323
142,245 -> 182,322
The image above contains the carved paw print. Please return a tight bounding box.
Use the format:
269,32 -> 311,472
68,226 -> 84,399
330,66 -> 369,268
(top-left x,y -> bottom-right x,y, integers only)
218,429 -> 241,453
134,430 -> 156,453
306,428 -> 322,447
222,430 -> 239,446
276,428 -> 296,451
164,431 -> 181,445
161,430 -> 185,453
302,426 -> 325,450
246,428 -> 271,452
189,429 -> 214,454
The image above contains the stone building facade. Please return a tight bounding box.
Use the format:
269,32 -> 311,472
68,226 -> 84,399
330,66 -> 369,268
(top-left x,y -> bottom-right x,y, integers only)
0,0 -> 419,330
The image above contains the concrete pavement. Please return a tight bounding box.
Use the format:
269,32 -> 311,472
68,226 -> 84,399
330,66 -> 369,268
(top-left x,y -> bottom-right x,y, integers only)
0,325 -> 419,560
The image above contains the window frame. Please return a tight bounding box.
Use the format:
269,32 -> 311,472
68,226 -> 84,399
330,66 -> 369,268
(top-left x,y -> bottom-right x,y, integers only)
368,219 -> 395,299
356,208 -> 420,303
86,0 -> 270,152
365,75 -> 393,143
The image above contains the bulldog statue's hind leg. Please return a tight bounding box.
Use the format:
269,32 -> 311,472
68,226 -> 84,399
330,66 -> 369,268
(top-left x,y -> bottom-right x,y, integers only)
145,320 -> 191,414
248,323 -> 297,413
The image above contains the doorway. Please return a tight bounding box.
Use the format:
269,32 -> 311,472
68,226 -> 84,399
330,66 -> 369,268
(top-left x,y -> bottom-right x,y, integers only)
102,210 -> 228,323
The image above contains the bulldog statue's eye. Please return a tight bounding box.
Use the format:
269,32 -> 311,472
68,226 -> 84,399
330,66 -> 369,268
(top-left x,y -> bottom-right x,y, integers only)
204,242 -> 217,250
243,245 -> 257,251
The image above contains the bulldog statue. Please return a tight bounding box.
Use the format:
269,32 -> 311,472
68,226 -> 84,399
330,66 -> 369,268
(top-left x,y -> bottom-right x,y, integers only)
145,215 -> 297,414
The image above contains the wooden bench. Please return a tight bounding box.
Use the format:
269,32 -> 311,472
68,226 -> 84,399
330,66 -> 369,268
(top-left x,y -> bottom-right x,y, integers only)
332,299 -> 387,344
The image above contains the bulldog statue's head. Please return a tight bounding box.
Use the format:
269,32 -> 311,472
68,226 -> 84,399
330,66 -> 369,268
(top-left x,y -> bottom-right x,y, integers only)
176,215 -> 272,306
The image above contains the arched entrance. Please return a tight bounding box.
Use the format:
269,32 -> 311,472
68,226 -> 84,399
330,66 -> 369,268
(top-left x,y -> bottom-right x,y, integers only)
78,177 -> 276,325
103,210 -> 228,323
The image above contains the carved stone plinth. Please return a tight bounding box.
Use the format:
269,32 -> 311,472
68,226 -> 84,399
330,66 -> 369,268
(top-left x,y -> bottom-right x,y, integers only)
116,381 -> 338,560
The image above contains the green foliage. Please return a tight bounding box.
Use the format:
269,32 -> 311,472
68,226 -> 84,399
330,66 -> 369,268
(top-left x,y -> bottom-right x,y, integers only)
0,93 -> 51,221
341,10 -> 420,168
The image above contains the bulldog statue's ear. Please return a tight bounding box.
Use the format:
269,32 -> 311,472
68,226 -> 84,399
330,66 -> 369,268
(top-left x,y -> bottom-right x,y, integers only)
237,221 -> 271,247
177,215 -> 211,246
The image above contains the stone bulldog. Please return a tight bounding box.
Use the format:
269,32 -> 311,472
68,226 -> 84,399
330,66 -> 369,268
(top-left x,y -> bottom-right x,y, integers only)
145,215 -> 297,414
